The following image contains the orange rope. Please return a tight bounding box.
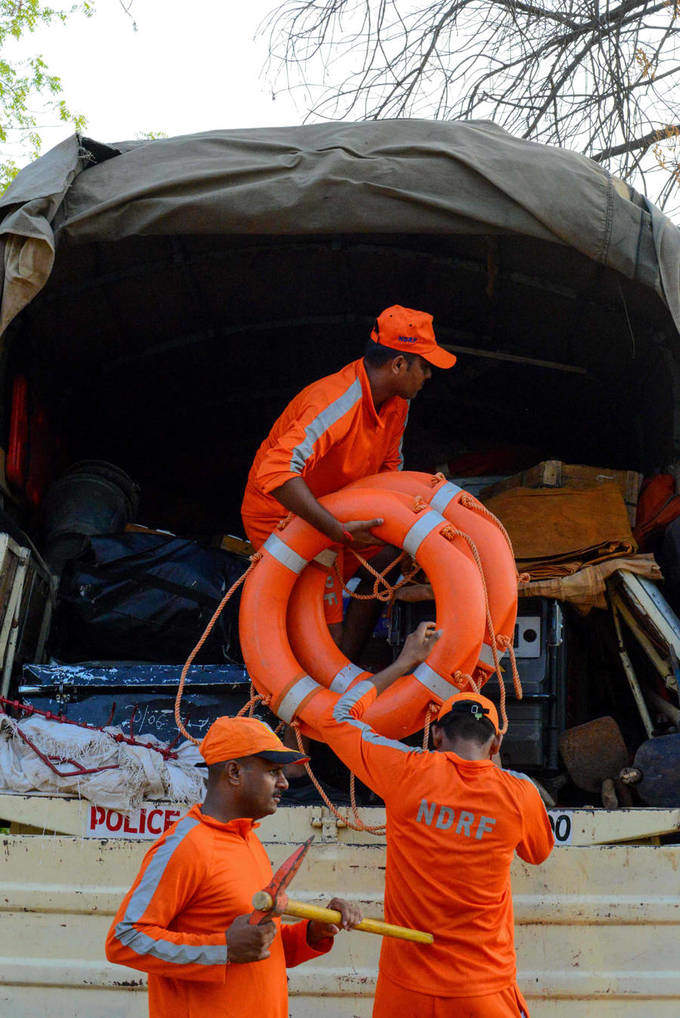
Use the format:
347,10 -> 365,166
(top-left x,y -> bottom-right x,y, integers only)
496,634 -> 524,700
292,722 -> 386,834
333,548 -> 420,604
454,670 -> 480,693
441,524 -> 516,734
236,691 -> 272,717
422,701 -> 439,749
459,493 -> 514,554
174,552 -> 262,745
458,493 -> 527,589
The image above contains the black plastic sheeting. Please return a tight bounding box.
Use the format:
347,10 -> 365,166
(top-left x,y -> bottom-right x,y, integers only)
54,532 -> 247,663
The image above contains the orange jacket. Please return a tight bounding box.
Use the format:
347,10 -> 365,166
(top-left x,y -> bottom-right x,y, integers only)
105,804 -> 331,1018
310,682 -> 554,998
241,358 -> 408,545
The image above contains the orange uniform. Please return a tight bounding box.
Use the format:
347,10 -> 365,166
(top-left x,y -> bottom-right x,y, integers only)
373,973 -> 530,1017
310,681 -> 554,1014
105,803 -> 331,1018
242,358 -> 408,541
241,357 -> 408,623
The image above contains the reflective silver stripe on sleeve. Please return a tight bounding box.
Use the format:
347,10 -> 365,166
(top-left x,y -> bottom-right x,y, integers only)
479,643 -> 508,668
413,662 -> 455,700
114,816 -> 228,967
263,532 -> 308,575
330,662 -> 363,693
115,925 -> 227,967
276,675 -> 319,723
431,481 -> 462,514
402,510 -> 445,559
290,378 -> 363,473
332,682 -> 420,754
396,403 -> 410,469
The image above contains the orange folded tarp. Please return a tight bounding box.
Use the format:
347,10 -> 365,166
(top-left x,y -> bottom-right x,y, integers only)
483,483 -> 637,580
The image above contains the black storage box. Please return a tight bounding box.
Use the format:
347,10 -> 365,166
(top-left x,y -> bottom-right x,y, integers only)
389,596 -> 567,775
19,662 -> 251,744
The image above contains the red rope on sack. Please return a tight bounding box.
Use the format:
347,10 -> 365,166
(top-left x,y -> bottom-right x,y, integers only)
291,722 -> 386,835
175,552 -> 262,746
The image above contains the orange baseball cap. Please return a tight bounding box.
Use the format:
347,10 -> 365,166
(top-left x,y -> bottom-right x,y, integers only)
436,691 -> 500,736
198,715 -> 310,766
370,305 -> 456,369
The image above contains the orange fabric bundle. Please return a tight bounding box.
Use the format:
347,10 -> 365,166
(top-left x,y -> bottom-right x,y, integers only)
484,483 -> 636,580
518,553 -> 661,613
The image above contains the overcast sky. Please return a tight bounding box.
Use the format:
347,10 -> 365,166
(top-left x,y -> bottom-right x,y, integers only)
4,0 -> 304,166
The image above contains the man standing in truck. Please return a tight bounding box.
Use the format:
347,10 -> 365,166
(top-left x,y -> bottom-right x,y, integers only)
105,714 -> 361,1018
241,305 -> 456,659
307,622 -> 554,1018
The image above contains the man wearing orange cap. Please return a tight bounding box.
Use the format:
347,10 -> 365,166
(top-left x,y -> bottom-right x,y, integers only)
241,305 -> 456,658
308,622 -> 555,1018
105,715 -> 361,1018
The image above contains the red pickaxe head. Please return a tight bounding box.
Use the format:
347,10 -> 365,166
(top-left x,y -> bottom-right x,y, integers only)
249,835 -> 314,924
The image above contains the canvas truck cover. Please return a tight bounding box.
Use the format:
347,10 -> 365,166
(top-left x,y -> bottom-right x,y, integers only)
0,118 -> 679,338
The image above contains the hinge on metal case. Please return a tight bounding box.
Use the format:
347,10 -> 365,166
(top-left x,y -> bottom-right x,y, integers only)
548,603 -> 564,647
310,806 -> 345,841
56,679 -> 74,704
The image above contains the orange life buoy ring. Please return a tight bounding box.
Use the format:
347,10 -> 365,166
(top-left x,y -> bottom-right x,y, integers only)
353,471 -> 518,677
287,471 -> 518,699
240,486 -> 486,738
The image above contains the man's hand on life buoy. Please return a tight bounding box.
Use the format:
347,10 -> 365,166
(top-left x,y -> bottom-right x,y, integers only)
341,518 -> 385,547
398,621 -> 442,670
226,913 -> 277,962
307,897 -> 364,944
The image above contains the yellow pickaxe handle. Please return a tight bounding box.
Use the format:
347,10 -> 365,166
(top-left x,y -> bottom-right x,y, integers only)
252,891 -> 433,944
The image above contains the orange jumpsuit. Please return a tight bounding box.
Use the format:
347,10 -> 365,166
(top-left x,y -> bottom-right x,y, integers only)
105,804 -> 331,1018
241,357 -> 409,622
310,681 -> 555,1017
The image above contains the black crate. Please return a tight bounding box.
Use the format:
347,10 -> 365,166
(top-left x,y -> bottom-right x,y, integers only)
389,596 -> 567,775
19,662 -> 251,745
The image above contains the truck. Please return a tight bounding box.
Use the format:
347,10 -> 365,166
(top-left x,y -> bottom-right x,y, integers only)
1,119 -> 679,1015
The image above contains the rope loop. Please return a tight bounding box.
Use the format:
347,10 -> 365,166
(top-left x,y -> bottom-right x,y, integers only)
333,548 -> 420,606
454,670 -> 480,694
412,495 -> 429,514
496,634 -> 524,701
291,721 -> 386,835
175,552 -> 262,745
458,493 -> 523,582
236,686 -> 272,718
422,701 -> 439,749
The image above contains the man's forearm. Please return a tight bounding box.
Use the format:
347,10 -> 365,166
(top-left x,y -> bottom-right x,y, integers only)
370,657 -> 412,695
369,623 -> 441,695
271,477 -> 344,543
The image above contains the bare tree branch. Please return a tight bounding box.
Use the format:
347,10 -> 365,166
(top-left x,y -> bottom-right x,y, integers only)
263,0 -> 680,213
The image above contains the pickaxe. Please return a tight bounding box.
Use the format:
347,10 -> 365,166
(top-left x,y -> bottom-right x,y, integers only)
250,835 -> 434,945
